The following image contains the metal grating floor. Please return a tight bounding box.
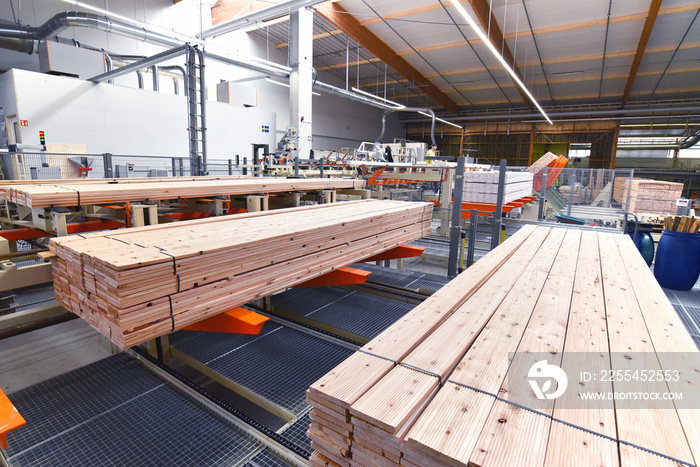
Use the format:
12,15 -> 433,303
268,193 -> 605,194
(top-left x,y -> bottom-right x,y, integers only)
270,287 -> 414,339
279,409 -> 312,455
170,323 -> 354,416
663,279 -> 700,350
350,263 -> 450,290
243,447 -> 296,467
4,353 -> 264,467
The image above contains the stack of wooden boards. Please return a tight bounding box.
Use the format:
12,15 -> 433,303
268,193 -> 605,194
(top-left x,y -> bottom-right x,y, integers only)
462,171 -> 533,204
307,225 -> 700,467
664,215 -> 700,233
47,199 -> 432,348
613,177 -> 684,215
0,177 -> 366,208
557,184 -> 588,202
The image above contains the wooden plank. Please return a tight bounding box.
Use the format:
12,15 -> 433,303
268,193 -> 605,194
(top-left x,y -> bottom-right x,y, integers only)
49,200 -> 432,348
598,233 -> 694,465
545,231 -> 619,467
351,228 -> 558,435
469,230 -> 582,467
614,234 -> 700,466
2,177 -> 365,208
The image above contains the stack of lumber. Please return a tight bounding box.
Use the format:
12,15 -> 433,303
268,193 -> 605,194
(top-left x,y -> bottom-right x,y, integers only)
462,171 -> 533,204
306,225 -> 700,467
0,177 -> 365,208
557,184 -> 589,202
47,199 -> 432,348
664,215 -> 700,233
613,177 -> 683,215
525,151 -> 558,173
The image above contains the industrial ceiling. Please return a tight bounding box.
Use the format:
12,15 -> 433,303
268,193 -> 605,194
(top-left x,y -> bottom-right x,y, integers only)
236,0 -> 700,116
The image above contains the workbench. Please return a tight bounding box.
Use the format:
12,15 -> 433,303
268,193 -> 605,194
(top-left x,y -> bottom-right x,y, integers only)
307,225 -> 700,467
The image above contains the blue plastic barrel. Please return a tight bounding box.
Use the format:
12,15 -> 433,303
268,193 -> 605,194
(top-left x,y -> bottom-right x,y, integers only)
628,231 -> 655,267
654,230 -> 700,290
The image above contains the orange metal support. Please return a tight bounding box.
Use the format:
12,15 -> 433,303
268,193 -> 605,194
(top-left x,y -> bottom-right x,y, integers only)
459,196 -> 537,219
160,212 -> 216,221
182,307 -> 269,335
0,389 -> 26,449
0,227 -> 51,241
361,245 -> 425,262
294,266 -> 371,288
66,218 -> 125,234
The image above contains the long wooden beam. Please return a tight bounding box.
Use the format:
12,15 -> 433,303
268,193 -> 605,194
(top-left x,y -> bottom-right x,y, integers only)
621,0 -> 663,106
314,2 -> 461,113
465,0 -> 531,106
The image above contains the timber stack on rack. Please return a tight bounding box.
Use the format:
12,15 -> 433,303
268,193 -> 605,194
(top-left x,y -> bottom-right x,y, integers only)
46,199 -> 432,348
525,151 -> 558,173
462,171 -> 534,204
306,225 -> 700,467
613,177 -> 684,215
0,177 -> 365,208
557,185 -> 588,202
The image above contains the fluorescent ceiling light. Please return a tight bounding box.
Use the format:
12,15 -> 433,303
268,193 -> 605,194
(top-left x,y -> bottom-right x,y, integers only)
552,71 -> 585,77
351,87 -> 461,128
266,78 -> 320,96
418,111 -> 462,129
448,0 -> 553,125
351,87 -> 405,108
242,15 -> 290,33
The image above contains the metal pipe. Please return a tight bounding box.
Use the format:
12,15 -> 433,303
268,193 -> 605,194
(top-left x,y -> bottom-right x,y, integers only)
201,0 -> 328,39
403,105 -> 700,124
151,65 -> 159,92
377,107 -> 436,146
0,36 -> 36,54
103,50 -> 114,84
136,70 -> 144,89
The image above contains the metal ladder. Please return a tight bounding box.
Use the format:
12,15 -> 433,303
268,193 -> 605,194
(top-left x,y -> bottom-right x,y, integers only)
187,45 -> 207,176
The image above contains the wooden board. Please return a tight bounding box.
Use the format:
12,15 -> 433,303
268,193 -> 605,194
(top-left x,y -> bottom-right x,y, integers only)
49,200 -> 432,348
306,226 -> 700,467
1,177 -> 366,207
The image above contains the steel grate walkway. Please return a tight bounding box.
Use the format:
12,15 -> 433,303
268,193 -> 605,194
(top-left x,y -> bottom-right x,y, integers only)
170,323 -> 354,417
4,353 -> 264,467
663,280 -> 700,350
270,287 -> 414,340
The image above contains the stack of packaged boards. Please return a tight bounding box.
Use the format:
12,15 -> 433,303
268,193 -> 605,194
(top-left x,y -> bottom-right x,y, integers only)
48,199 -> 432,348
613,177 -> 684,215
305,225 -> 700,467
462,171 -> 533,204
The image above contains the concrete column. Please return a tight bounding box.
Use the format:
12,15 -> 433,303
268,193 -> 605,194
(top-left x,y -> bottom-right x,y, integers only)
289,7 -> 314,159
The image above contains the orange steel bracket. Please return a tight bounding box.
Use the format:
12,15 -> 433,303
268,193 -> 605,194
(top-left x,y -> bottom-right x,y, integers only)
183,307 -> 269,335
0,389 -> 26,450
294,266 -> 371,288
0,227 -> 51,241
361,245 -> 425,262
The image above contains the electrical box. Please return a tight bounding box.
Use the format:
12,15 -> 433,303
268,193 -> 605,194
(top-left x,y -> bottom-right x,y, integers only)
38,41 -> 106,79
217,82 -> 257,107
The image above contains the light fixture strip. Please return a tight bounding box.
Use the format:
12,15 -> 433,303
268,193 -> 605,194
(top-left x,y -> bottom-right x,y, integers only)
351,87 -> 405,108
449,0 -> 553,125
418,111 -> 462,129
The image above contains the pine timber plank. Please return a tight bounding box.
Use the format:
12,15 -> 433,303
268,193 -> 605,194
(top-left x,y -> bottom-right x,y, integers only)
544,231 -> 619,467
469,230 -> 582,467
308,225 -> 539,411
350,228 -> 557,435
400,229 -> 565,465
613,234 -> 700,466
598,233 -> 694,465
4,178 -> 366,208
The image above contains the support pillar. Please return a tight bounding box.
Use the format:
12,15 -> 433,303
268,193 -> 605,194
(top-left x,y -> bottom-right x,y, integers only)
289,7 -> 314,160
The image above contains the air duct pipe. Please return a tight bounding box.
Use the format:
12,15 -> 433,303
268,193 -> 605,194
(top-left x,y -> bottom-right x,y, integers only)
377,107 -> 436,147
